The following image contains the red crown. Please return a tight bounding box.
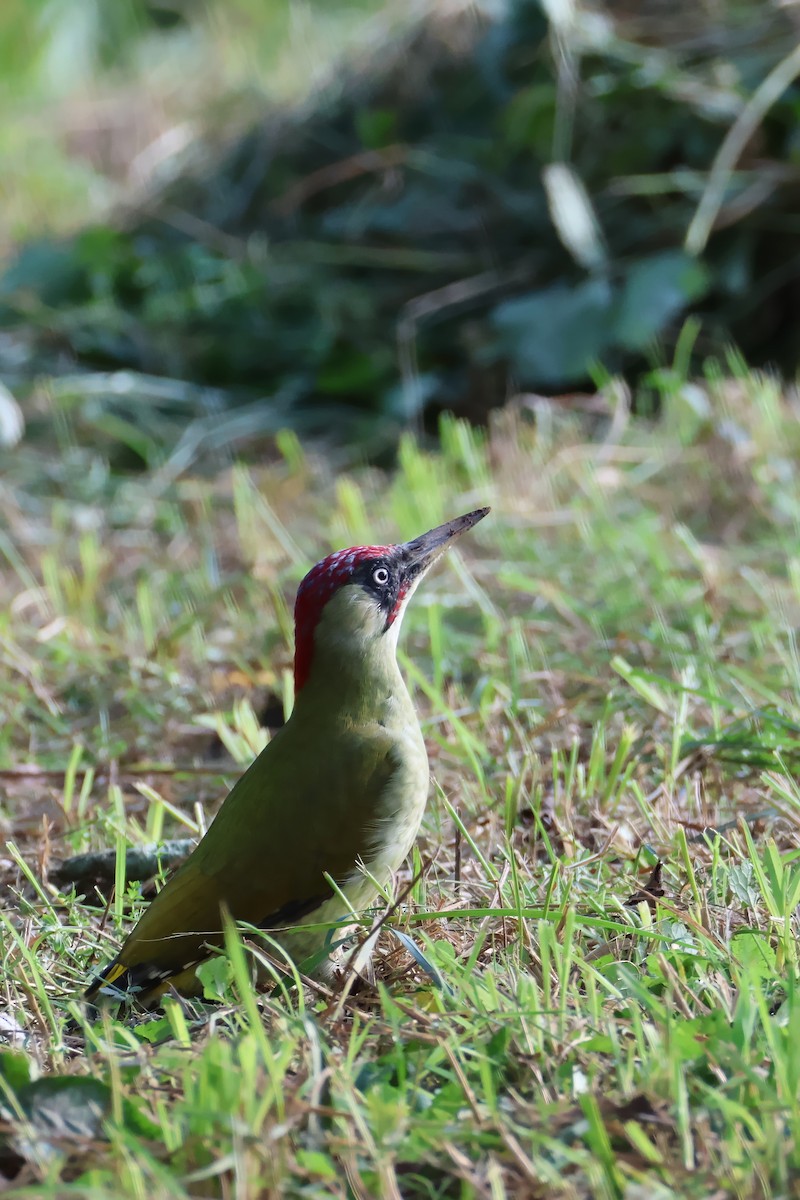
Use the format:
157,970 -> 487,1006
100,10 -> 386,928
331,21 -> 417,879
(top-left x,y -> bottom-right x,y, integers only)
293,545 -> 392,692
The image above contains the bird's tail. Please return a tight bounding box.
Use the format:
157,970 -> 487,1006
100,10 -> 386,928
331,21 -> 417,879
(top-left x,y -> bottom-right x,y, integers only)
85,957 -> 192,1007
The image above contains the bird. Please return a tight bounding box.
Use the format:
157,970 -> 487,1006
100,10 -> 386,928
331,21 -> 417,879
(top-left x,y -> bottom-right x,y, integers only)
85,506 -> 489,1006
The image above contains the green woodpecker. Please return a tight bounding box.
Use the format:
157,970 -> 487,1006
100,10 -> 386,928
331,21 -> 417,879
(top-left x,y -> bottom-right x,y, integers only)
86,507 -> 488,1004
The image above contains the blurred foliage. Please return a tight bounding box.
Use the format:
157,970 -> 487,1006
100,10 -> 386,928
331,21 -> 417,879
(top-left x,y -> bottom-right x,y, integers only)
0,0 -> 384,94
3,0 -> 800,465
0,0 -> 389,248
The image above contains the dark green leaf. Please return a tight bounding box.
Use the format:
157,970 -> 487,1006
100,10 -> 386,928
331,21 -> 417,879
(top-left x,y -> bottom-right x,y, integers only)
615,252 -> 710,351
492,278 -> 614,386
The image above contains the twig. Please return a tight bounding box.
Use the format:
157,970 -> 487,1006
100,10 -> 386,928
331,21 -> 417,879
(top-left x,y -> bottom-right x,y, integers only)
686,40 -> 800,255
271,145 -> 407,216
53,840 -> 197,888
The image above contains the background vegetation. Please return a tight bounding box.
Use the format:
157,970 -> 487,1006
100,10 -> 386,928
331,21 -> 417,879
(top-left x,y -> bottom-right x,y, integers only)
3,1 -> 800,1196
5,0 -> 800,464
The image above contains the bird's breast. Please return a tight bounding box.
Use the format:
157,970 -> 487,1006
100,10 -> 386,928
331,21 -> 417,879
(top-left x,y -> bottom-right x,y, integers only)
345,716 -> 429,907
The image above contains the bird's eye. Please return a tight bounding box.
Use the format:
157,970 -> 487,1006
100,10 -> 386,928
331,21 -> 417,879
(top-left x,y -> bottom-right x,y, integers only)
372,567 -> 390,587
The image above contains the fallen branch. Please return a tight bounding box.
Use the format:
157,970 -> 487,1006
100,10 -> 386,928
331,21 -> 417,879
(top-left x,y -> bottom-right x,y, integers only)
53,840 -> 197,889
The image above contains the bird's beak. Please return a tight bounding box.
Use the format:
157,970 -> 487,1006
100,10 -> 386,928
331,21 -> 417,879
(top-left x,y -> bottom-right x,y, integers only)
400,507 -> 490,581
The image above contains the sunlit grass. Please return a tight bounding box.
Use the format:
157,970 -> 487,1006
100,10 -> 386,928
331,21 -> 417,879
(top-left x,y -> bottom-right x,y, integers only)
0,0 -> 397,244
3,375 -> 800,1194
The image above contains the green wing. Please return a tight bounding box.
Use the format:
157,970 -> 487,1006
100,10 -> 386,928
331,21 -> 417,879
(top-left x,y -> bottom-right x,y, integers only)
87,720 -> 398,998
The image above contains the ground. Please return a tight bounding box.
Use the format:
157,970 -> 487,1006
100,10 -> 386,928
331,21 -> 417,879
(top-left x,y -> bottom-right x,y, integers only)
2,373 -> 800,1198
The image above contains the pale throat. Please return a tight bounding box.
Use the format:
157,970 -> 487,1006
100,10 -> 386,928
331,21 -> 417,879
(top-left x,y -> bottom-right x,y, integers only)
296,585 -> 416,721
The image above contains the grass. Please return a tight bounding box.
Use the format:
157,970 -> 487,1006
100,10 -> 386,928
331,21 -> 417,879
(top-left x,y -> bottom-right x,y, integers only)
3,366 -> 800,1196
0,0 -> 396,246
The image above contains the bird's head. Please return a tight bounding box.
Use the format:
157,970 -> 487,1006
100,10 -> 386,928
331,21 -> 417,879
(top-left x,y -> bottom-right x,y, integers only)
293,508 -> 489,693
